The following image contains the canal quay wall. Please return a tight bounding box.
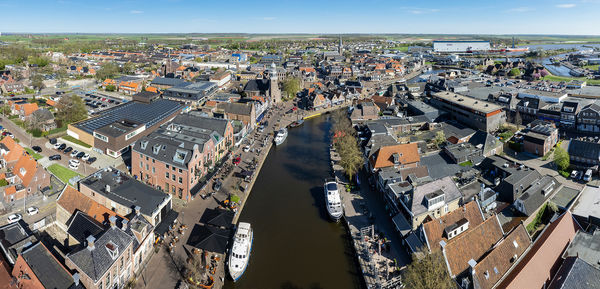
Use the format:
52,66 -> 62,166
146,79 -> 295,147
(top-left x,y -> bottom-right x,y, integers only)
330,148 -> 403,289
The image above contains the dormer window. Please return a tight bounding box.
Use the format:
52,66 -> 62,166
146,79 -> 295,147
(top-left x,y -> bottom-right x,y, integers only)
140,141 -> 148,150
19,167 -> 26,176
105,241 -> 119,260
152,144 -> 160,154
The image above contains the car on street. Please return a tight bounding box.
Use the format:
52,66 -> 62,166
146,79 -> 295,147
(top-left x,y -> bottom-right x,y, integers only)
49,154 -> 61,161
571,170 -> 577,179
63,146 -> 73,153
26,207 -> 39,216
7,214 -> 22,224
76,152 -> 85,159
243,146 -> 250,152
32,146 -> 42,153
86,157 -> 97,164
70,150 -> 79,158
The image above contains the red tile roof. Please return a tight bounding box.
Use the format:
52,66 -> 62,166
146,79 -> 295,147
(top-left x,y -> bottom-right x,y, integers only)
12,154 -> 38,187
443,215 -> 504,277
422,201 -> 484,251
472,224 -> 531,289
369,143 -> 420,170
0,136 -> 25,163
57,186 -> 126,224
497,211 -> 580,289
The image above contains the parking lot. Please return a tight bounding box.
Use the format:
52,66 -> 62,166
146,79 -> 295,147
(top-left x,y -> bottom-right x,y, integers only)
81,91 -> 126,115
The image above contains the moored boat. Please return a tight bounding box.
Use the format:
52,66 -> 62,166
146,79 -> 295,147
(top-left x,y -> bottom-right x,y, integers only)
228,222 -> 253,282
324,180 -> 343,221
274,128 -> 288,146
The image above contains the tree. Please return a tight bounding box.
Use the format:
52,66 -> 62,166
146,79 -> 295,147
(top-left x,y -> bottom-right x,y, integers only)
402,249 -> 454,289
282,77 -> 301,101
553,147 -> 570,172
434,131 -> 446,147
30,73 -> 45,92
55,94 -> 87,126
331,110 -> 363,181
105,84 -> 116,92
95,62 -> 119,80
121,62 -> 136,75
509,68 -> 521,77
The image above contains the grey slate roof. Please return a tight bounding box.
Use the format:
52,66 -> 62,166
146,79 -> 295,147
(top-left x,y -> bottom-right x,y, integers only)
67,226 -> 134,283
568,139 -> 600,161
563,230 -> 600,269
515,175 -> 558,216
151,77 -> 187,87
468,130 -> 501,156
548,257 -> 600,289
217,102 -> 253,116
410,176 -> 462,216
243,79 -> 270,92
80,167 -> 170,217
22,242 -> 75,289
67,211 -> 106,245
31,108 -> 54,122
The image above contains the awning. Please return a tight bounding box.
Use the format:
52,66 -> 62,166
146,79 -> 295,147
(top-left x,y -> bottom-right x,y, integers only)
154,210 -> 179,237
392,213 -> 412,237
200,208 -> 234,229
186,224 -> 231,254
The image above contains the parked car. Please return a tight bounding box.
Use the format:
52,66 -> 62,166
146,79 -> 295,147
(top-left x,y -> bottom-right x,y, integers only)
213,181 -> 222,191
7,214 -> 22,224
76,152 -> 85,159
82,153 -> 90,161
243,146 -> 250,152
86,157 -> 97,164
69,162 -> 79,170
584,169 -> 593,182
53,142 -> 63,149
63,146 -> 73,153
49,138 -> 57,145
70,150 -> 79,158
32,146 -> 42,153
26,207 -> 39,216
49,154 -> 61,161
571,170 -> 578,179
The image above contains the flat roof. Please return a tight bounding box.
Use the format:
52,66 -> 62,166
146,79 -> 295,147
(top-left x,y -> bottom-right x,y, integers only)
74,99 -> 182,134
434,91 -> 502,114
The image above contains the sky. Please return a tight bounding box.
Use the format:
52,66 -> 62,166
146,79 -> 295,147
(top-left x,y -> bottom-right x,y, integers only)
1,0 -> 599,35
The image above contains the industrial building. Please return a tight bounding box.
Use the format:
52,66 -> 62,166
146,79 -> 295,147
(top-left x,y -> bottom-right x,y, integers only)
433,40 -> 490,53
431,91 -> 506,132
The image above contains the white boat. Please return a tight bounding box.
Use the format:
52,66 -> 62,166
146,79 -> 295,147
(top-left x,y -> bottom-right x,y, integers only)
324,180 -> 344,221
228,222 -> 253,282
274,128 -> 288,146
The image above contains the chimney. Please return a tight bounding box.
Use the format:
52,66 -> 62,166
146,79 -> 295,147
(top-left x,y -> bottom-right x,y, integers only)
86,235 -> 96,250
73,273 -> 80,286
106,184 -> 111,193
121,219 -> 129,231
135,206 -> 141,215
109,216 -> 116,228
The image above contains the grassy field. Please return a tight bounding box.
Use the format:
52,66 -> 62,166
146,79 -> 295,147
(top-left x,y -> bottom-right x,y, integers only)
583,64 -> 599,71
542,74 -> 600,85
24,148 -> 43,160
47,163 -> 83,184
61,135 -> 91,148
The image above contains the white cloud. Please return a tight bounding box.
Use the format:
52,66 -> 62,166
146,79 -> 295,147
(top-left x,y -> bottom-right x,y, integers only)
130,10 -> 144,14
408,8 -> 439,14
508,7 -> 535,12
556,3 -> 576,8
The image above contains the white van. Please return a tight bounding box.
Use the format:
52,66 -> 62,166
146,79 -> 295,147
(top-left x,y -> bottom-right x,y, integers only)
584,169 -> 593,182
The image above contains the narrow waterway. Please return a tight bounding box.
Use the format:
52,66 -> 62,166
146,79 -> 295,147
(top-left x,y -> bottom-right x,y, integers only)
223,115 -> 363,289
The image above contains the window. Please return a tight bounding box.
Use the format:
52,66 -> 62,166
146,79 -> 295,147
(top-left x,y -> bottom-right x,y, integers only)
94,132 -> 108,142
165,183 -> 169,192
165,172 -> 169,178
139,161 -> 143,168
172,174 -> 175,181
152,167 -> 155,173
145,156 -> 148,161
19,167 -> 26,176
179,168 -> 182,173
146,164 -> 149,170
172,166 -> 176,171
166,164 -> 170,169
172,186 -> 175,193
179,177 -> 182,184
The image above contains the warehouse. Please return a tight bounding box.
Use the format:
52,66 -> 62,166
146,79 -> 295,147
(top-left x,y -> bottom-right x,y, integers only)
433,40 -> 490,53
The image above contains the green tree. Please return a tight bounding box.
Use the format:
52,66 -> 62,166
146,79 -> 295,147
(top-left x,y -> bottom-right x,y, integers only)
121,62 -> 136,75
95,62 -> 119,80
402,249 -> 454,289
282,77 -> 301,100
105,84 -> 116,92
553,147 -> 570,172
30,73 -> 45,92
55,94 -> 87,126
509,68 -> 521,77
434,131 -> 446,147
331,110 -> 363,180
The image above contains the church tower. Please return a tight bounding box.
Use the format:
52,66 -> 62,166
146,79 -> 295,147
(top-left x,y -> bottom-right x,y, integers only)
269,62 -> 281,103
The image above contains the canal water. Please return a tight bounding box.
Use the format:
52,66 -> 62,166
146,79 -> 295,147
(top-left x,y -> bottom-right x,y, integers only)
223,115 -> 364,289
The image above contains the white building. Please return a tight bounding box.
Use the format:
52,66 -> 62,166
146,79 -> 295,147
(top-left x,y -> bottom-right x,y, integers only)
433,41 -> 490,53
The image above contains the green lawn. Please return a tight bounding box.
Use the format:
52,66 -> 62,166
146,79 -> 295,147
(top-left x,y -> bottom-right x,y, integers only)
61,135 -> 91,148
47,125 -> 68,135
583,64 -> 599,71
459,160 -> 473,167
47,163 -> 83,184
24,148 -> 43,160
542,74 -> 600,85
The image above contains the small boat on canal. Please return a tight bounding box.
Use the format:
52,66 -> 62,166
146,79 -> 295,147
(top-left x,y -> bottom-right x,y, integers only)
288,119 -> 304,128
228,222 -> 253,282
274,128 -> 288,146
324,180 -> 344,222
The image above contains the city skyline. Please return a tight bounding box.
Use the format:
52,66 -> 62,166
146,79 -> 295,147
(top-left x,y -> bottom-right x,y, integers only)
1,0 -> 599,35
